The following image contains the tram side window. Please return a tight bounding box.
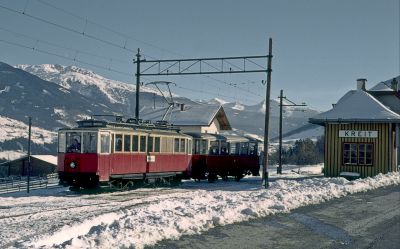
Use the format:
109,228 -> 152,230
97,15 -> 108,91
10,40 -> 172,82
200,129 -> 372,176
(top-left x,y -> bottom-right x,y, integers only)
240,142 -> 249,155
194,139 -> 200,154
180,138 -> 186,153
188,140 -> 192,154
230,143 -> 240,155
140,136 -> 146,152
132,135 -> 139,152
58,133 -> 66,153
220,141 -> 229,155
66,132 -> 81,153
124,135 -> 131,152
200,139 -> 208,155
100,134 -> 110,153
174,138 -> 180,153
249,142 -> 258,155
209,141 -> 220,155
83,132 -> 97,153
154,137 -> 161,152
115,134 -> 123,152
148,136 -> 154,152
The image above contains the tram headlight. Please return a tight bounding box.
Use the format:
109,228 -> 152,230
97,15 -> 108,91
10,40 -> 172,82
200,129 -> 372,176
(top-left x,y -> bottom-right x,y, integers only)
69,161 -> 76,169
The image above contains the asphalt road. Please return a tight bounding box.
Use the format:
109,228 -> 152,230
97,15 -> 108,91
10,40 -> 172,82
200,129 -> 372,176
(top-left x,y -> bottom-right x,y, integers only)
149,185 -> 400,249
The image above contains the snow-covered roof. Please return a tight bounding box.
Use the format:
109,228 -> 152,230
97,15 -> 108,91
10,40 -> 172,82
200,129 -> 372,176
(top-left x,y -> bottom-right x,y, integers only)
309,90 -> 400,124
369,81 -> 394,91
0,155 -> 57,165
369,76 -> 399,92
141,104 -> 231,130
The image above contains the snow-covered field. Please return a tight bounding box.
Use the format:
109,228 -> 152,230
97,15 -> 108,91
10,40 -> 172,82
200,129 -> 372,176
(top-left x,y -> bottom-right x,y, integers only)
0,115 -> 56,144
0,165 -> 398,249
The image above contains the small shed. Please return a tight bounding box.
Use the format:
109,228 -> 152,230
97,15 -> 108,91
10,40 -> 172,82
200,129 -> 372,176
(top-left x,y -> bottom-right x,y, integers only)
309,78 -> 400,178
0,155 -> 57,177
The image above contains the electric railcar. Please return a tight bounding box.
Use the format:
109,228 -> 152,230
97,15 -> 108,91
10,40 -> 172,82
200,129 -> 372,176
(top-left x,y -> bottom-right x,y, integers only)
58,119 -> 193,188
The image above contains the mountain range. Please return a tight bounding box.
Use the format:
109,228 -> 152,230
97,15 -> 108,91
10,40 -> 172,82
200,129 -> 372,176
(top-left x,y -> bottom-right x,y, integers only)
0,61 -> 322,158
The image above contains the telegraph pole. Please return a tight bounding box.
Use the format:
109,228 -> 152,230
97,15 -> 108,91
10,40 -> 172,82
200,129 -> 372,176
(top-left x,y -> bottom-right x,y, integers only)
278,89 -> 283,174
263,38 -> 273,188
27,116 -> 32,193
277,90 -> 307,174
135,49 -> 141,120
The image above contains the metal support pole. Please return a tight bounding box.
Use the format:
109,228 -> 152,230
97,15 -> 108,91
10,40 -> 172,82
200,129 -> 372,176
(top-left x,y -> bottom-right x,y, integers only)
263,38 -> 273,188
135,48 -> 141,120
278,89 -> 283,174
27,116 -> 32,193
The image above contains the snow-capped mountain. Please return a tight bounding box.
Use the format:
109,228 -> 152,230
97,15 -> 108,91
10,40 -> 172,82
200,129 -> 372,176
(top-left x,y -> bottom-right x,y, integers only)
0,61 -> 322,156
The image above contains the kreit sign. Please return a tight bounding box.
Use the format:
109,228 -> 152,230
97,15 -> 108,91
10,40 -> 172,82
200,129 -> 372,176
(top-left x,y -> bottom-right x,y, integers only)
339,130 -> 378,138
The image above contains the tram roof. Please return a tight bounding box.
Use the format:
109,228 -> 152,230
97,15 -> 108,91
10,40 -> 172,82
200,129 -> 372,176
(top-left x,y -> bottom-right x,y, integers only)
185,132 -> 258,143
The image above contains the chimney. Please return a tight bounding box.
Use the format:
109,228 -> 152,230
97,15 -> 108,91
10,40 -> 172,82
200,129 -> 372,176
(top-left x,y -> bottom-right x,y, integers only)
356,78 -> 367,91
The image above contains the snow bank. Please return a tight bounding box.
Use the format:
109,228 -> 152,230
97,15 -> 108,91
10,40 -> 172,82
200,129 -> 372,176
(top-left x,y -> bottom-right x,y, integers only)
27,172 -> 399,249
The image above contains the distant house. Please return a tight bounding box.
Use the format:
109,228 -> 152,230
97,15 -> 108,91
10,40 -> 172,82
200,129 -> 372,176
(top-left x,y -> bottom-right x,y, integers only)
309,78 -> 400,178
0,155 -> 57,177
142,104 -> 231,134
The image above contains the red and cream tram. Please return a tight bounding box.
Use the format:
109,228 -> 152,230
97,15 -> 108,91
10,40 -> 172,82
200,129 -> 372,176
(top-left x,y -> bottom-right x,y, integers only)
189,133 -> 260,182
58,119 -> 193,188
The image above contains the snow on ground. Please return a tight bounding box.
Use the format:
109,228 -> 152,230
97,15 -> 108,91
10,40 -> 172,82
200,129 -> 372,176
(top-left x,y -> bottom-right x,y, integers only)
0,166 -> 398,249
0,116 -> 56,144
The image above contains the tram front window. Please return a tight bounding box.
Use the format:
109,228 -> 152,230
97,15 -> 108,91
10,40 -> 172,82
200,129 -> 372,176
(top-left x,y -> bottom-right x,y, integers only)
83,132 -> 98,153
66,132 -> 81,153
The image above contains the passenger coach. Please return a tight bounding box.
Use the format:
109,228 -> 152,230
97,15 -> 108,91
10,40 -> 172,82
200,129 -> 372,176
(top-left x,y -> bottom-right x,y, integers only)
189,133 -> 260,181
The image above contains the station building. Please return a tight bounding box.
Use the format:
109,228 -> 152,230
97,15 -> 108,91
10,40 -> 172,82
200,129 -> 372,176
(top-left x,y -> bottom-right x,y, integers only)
309,78 -> 400,178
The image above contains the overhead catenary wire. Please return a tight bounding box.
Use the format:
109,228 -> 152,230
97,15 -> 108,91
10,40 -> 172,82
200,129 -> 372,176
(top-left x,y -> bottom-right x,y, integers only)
0,38 -> 134,77
31,0 -> 264,96
0,26 -> 129,65
0,1 -> 265,102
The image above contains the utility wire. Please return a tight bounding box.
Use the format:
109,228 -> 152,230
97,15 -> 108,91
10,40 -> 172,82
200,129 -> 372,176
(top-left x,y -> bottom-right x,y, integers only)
0,38 -> 134,77
32,0 -> 263,95
0,26 -> 128,65
0,3 -> 136,53
0,1 -> 264,101
35,0 -> 184,57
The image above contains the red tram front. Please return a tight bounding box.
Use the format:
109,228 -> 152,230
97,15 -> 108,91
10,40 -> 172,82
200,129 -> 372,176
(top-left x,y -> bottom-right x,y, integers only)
188,133 -> 260,181
58,119 -> 193,188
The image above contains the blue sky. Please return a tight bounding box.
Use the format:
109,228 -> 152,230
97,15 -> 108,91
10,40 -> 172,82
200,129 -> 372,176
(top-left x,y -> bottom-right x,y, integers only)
0,0 -> 398,110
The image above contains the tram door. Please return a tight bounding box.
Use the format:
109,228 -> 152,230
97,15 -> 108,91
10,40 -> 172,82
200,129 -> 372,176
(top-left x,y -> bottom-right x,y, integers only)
99,132 -> 111,180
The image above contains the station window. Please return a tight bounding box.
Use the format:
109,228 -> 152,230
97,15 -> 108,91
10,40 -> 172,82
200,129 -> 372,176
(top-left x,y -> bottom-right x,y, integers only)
343,143 -> 373,166
115,134 -> 123,152
100,133 -> 110,153
154,137 -> 161,152
210,141 -> 220,155
180,138 -> 186,153
124,135 -> 131,152
140,136 -> 146,152
148,136 -> 154,152
83,132 -> 97,153
132,135 -> 139,152
174,138 -> 180,153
